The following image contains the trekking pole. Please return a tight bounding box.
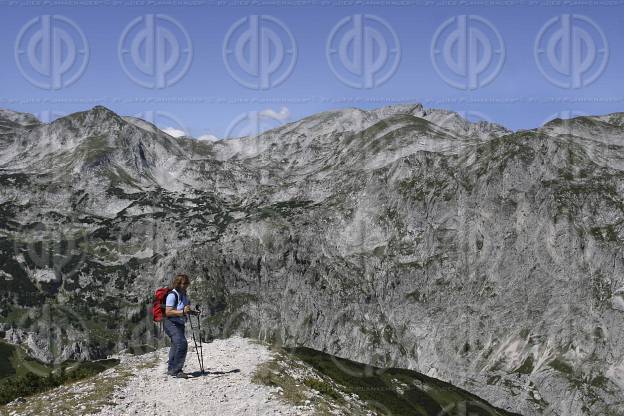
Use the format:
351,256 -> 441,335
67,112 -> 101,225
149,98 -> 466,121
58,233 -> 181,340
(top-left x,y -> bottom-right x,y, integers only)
195,305 -> 205,374
187,309 -> 203,374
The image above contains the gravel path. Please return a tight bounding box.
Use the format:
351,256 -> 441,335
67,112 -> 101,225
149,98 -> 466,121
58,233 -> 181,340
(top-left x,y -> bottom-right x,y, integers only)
95,336 -> 312,416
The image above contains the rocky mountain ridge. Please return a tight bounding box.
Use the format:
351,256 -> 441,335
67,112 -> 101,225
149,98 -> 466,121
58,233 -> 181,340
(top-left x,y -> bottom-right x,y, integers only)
0,336 -> 519,416
1,104 -> 623,415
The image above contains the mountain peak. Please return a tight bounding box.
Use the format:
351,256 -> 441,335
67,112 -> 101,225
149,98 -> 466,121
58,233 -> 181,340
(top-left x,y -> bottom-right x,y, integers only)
53,106 -> 124,129
86,105 -> 121,118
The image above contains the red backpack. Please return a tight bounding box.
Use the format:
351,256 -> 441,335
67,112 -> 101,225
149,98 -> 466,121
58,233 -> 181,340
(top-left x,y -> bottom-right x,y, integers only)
152,287 -> 179,322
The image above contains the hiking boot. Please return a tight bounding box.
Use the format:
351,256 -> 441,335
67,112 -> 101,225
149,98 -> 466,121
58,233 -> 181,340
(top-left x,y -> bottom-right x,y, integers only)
173,371 -> 189,379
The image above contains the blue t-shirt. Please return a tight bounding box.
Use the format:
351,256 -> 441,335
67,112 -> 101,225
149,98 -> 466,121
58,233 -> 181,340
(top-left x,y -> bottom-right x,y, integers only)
166,289 -> 190,325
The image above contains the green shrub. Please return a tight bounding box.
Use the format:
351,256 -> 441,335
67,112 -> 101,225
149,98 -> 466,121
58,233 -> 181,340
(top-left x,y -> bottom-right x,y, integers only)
0,359 -> 119,405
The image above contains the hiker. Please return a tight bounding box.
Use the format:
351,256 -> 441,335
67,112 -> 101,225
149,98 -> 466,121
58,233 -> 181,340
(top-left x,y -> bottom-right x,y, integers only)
164,273 -> 194,378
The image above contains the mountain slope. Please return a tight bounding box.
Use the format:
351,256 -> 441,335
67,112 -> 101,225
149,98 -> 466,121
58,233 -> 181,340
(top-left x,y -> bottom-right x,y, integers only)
0,104 -> 623,416
0,336 -> 519,416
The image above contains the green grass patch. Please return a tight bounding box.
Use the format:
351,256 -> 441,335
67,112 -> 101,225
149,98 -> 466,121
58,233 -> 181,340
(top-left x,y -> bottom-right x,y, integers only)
0,341 -> 49,380
251,360 -> 308,405
303,377 -> 342,401
0,364 -> 134,416
0,358 -> 120,405
0,343 -> 16,379
548,358 -> 574,376
287,346 -> 522,416
515,355 -> 534,375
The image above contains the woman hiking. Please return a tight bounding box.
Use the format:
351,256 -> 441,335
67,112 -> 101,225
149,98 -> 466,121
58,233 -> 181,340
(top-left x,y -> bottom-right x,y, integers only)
164,273 -> 193,378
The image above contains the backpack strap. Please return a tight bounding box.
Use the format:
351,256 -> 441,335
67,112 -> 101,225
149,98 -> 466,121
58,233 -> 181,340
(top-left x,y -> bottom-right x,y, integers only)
169,289 -> 180,311
162,289 -> 180,315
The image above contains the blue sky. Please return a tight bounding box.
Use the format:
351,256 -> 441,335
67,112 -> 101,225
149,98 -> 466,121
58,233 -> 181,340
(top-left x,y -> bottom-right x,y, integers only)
1,1 -> 624,138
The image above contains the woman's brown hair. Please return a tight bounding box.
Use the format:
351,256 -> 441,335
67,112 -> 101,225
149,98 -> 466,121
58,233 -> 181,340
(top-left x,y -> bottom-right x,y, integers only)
171,273 -> 190,290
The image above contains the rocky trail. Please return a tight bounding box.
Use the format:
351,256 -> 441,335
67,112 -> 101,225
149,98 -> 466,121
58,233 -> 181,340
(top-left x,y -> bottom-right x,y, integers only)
1,336 -> 376,416
95,336 -> 310,416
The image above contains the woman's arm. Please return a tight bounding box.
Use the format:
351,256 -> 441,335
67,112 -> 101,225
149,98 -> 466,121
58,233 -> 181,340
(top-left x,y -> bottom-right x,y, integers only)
165,305 -> 191,317
165,306 -> 185,317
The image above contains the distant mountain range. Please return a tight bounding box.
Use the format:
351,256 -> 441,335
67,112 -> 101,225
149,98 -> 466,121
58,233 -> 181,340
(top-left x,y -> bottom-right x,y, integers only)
1,103 -> 623,415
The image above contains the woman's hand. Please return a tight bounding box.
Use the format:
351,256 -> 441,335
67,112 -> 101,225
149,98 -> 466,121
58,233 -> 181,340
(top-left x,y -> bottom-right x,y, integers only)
183,305 -> 191,315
